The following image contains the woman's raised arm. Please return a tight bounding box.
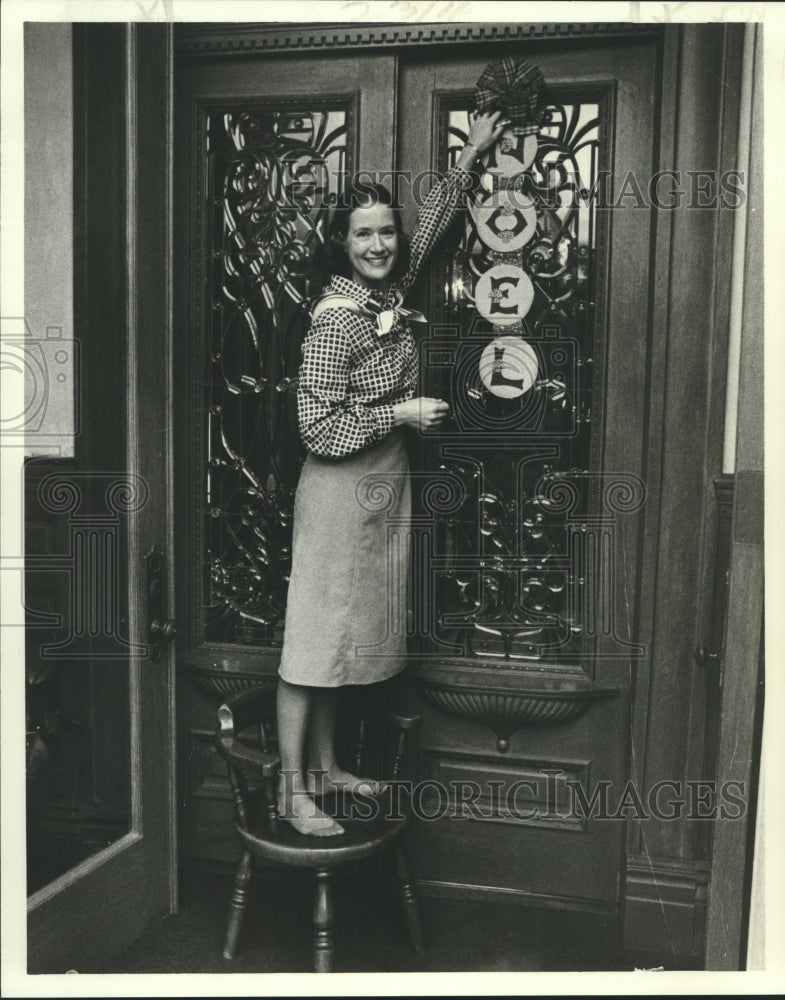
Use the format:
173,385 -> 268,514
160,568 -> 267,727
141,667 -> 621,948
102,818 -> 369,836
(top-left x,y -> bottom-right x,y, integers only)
397,110 -> 508,296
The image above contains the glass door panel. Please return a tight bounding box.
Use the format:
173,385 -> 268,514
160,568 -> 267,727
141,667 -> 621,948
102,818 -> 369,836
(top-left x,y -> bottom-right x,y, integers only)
421,91 -> 607,667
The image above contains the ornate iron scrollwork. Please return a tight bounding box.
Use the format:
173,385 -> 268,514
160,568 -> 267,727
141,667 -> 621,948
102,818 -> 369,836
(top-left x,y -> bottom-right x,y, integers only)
201,102 -> 351,647
420,88 -> 618,668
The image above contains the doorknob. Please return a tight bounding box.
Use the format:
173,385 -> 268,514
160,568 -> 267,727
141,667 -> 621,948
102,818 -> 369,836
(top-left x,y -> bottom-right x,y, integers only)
145,545 -> 176,661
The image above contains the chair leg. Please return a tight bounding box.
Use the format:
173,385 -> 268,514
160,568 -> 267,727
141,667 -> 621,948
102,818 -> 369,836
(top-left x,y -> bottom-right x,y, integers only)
395,843 -> 425,956
223,849 -> 254,960
313,868 -> 334,973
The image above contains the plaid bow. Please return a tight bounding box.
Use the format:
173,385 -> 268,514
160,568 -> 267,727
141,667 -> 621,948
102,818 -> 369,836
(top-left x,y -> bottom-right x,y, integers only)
361,296 -> 427,337
313,289 -> 427,338
475,57 -> 546,128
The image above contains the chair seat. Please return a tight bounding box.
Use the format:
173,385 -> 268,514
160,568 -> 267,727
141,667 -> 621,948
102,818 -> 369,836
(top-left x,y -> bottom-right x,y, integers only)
236,785 -> 409,868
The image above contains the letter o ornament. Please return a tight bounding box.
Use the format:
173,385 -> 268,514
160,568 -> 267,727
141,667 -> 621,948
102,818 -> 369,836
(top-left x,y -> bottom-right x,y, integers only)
471,188 -> 537,253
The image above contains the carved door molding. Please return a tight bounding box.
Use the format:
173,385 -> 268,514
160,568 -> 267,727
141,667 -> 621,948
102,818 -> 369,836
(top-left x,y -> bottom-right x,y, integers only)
174,20 -> 660,56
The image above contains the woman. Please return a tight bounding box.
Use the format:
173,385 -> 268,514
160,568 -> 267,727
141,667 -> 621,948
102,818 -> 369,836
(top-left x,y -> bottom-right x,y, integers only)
277,111 -> 506,835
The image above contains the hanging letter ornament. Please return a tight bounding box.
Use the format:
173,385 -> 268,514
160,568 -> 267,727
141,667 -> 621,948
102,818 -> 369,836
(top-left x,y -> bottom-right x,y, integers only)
479,337 -> 539,400
470,188 -> 538,254
475,264 -> 534,326
471,57 -> 546,398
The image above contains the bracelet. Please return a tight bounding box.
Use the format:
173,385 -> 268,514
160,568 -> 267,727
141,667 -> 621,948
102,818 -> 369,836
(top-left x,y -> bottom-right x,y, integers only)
465,141 -> 479,157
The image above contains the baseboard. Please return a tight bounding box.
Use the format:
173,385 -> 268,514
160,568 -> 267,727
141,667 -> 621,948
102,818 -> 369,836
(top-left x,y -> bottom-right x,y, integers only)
623,855 -> 709,962
415,878 -> 618,916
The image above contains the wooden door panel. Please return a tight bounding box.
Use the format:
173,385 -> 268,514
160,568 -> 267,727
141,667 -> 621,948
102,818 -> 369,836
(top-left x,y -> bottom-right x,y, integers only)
398,39 -> 658,906
26,24 -> 176,972
174,51 -> 397,663
412,693 -> 628,905
176,53 -> 397,172
173,48 -> 399,860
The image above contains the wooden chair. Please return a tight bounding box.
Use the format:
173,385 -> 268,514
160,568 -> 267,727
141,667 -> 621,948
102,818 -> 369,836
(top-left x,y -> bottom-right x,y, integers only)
215,684 -> 425,973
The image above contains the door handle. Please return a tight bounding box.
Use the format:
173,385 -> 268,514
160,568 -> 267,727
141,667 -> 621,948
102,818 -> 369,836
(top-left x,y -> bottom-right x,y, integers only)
151,619 -> 177,642
693,646 -> 720,668
145,545 -> 176,661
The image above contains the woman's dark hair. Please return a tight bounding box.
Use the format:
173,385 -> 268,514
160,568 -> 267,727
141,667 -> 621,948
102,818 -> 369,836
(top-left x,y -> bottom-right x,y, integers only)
310,176 -> 411,294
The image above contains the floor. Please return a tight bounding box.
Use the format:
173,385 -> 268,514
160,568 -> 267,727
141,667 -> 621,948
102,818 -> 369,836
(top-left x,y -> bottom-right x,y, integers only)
102,864 -> 692,976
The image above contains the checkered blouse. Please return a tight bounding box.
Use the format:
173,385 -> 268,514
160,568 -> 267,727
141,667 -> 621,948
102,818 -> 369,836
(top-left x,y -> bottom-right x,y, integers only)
297,165 -> 472,459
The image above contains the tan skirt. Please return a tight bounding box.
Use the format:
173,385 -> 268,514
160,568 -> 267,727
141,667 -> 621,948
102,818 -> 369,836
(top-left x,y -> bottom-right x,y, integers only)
278,429 -> 410,688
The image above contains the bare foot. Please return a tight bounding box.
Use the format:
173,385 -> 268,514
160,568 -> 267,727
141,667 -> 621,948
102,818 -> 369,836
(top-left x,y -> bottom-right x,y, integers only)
307,767 -> 389,799
277,782 -> 344,837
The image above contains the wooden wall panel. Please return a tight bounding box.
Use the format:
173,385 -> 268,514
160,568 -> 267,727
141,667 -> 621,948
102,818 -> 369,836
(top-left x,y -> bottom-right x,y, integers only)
628,23 -> 743,864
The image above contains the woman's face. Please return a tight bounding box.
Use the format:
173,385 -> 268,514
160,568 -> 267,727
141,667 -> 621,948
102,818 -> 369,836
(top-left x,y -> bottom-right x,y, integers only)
343,203 -> 399,288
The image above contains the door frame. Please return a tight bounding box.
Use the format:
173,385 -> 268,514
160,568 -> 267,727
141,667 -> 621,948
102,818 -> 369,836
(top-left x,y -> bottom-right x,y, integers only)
170,18 -> 755,965
25,23 -> 177,973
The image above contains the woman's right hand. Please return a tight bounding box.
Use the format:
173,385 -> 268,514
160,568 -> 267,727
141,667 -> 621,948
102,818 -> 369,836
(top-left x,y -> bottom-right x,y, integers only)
393,397 -> 450,431
466,110 -> 509,155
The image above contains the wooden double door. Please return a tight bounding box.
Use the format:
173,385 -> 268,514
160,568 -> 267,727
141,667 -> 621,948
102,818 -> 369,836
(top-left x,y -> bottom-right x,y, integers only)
173,21 -> 738,956
20,20 -> 745,976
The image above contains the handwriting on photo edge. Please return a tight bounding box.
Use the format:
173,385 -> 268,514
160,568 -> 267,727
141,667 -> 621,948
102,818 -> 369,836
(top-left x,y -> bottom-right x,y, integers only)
341,1 -> 474,23
628,1 -> 768,23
